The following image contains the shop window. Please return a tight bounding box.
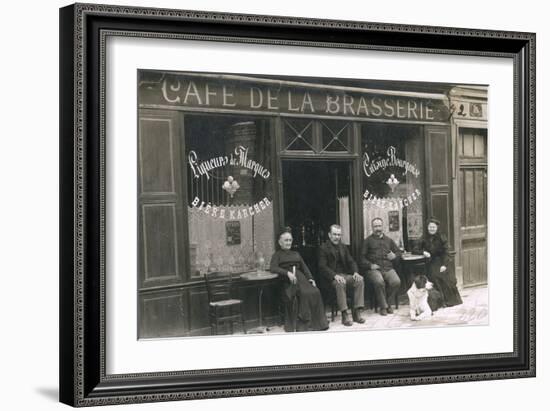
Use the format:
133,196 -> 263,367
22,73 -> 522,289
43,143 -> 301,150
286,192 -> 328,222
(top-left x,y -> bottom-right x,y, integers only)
361,124 -> 425,250
185,115 -> 275,277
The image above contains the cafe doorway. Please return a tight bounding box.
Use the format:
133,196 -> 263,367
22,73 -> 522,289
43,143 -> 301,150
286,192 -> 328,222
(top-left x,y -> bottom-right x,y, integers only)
281,160 -> 352,274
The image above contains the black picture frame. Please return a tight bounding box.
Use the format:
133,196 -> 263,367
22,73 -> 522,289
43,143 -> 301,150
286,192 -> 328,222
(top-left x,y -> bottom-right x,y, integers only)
59,3 -> 535,406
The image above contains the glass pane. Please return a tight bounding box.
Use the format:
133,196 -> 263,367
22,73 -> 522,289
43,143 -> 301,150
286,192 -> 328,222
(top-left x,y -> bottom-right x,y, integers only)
462,132 -> 474,157
320,121 -> 351,152
185,114 -> 275,277
284,119 -> 314,151
361,124 -> 424,250
460,128 -> 487,159
474,132 -> 486,158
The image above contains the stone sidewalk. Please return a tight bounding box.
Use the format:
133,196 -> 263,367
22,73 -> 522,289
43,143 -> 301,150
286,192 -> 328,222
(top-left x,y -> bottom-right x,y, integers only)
266,285 -> 488,334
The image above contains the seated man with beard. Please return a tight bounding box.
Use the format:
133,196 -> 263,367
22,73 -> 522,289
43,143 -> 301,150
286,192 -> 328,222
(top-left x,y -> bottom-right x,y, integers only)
360,217 -> 402,316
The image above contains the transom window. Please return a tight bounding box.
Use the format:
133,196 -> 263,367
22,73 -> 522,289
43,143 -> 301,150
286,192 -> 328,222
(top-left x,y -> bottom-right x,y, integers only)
282,118 -> 354,154
283,119 -> 315,151
320,121 -> 352,153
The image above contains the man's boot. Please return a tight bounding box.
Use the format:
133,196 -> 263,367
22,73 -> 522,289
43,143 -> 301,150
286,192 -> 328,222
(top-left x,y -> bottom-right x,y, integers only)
341,310 -> 353,326
353,308 -> 366,323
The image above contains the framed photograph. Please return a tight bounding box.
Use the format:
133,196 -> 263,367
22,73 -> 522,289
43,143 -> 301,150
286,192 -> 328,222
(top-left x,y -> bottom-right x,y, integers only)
59,2 -> 535,406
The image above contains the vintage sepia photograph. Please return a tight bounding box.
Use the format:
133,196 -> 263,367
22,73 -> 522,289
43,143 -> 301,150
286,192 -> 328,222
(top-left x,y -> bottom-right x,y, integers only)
137,70 -> 488,338
59,4 -> 535,404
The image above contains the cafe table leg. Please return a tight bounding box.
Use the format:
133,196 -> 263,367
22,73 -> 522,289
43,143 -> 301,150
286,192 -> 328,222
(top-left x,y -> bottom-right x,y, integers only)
239,273 -> 278,334
249,286 -> 268,333
258,287 -> 264,328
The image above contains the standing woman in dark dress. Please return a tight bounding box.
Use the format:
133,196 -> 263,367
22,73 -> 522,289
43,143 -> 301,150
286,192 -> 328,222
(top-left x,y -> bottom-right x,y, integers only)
270,229 -> 329,332
419,218 -> 463,307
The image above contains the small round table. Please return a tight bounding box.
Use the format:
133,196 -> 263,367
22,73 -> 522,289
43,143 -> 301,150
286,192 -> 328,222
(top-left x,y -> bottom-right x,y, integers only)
240,271 -> 278,333
400,253 -> 428,291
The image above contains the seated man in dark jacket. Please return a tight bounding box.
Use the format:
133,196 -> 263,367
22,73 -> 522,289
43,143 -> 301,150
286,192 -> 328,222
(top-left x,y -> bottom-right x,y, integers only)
318,224 -> 365,326
360,217 -> 402,316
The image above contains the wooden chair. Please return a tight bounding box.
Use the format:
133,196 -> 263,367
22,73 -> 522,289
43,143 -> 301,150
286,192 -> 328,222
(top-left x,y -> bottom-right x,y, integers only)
204,272 -> 246,335
317,279 -> 351,322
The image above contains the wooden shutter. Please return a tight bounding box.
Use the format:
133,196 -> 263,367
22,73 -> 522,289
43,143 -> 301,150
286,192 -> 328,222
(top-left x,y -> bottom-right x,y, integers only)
138,109 -> 187,289
424,125 -> 454,249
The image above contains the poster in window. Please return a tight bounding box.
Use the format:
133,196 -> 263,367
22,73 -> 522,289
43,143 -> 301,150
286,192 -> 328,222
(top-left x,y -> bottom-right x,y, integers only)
225,221 -> 241,245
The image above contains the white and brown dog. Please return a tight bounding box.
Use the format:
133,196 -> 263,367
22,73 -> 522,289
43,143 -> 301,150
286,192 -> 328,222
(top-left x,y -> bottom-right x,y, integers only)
407,275 -> 433,321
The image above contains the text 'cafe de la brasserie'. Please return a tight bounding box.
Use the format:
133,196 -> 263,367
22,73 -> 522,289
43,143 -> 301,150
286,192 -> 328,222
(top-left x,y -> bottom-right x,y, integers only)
138,70 -> 488,338
157,75 -> 444,121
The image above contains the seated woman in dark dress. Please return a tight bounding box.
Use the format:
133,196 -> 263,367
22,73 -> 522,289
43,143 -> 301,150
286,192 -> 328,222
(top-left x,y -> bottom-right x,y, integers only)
270,229 -> 329,332
418,218 -> 463,307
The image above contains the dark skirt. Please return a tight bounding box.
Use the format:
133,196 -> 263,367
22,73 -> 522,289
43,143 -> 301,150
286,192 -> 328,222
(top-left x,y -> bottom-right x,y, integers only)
282,270 -> 329,332
427,260 -> 463,307
428,288 -> 444,312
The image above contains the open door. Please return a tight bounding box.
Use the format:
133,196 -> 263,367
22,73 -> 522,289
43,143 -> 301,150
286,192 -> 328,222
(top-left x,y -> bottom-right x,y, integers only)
281,160 -> 352,274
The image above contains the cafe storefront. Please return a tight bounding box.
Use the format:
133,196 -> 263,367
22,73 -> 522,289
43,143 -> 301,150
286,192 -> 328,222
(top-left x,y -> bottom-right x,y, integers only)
137,70 -> 487,338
